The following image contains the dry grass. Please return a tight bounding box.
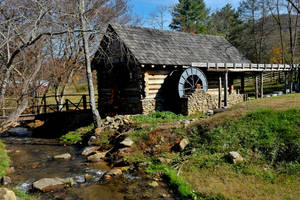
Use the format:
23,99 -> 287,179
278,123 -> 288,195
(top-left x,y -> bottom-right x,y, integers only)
182,166 -> 300,200
199,93 -> 300,129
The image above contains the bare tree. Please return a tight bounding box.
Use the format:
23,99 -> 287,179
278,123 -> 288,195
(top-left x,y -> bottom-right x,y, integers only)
78,0 -> 101,128
286,0 -> 300,13
148,5 -> 169,29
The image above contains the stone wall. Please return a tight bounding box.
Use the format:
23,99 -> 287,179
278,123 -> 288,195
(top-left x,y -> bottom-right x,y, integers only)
181,89 -> 245,115
141,99 -> 164,114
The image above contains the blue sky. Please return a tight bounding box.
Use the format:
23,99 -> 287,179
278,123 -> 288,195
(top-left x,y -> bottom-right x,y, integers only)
130,0 -> 243,28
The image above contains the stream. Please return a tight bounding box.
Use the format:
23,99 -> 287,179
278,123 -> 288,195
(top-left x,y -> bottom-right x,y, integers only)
1,128 -> 174,200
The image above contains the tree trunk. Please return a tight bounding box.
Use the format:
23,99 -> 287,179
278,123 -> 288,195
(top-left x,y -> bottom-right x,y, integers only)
78,0 -> 102,128
0,54 -> 43,132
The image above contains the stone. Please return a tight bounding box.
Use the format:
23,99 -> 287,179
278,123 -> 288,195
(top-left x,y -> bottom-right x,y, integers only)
84,174 -> 94,182
88,136 -> 97,146
54,153 -> 71,160
33,177 -> 74,192
87,152 -> 106,162
103,169 -> 122,180
1,176 -> 11,185
228,151 -> 244,163
207,109 -> 214,115
120,138 -> 134,147
82,146 -> 100,157
0,188 -> 16,200
148,181 -> 159,187
158,157 -> 172,164
179,139 -> 189,151
74,175 -> 85,184
94,127 -> 105,136
5,167 -> 15,175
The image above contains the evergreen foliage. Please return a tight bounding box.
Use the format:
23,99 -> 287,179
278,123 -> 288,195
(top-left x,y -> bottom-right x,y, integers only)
169,0 -> 209,33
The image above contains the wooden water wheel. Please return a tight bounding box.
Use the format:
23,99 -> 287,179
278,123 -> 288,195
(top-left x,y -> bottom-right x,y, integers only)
178,67 -> 208,98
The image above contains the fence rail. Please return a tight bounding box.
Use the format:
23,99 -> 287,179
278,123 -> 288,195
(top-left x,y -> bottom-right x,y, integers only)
0,94 -> 97,117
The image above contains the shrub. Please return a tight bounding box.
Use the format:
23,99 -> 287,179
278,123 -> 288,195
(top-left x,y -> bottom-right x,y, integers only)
60,124 -> 94,144
132,111 -> 189,123
0,141 -> 10,177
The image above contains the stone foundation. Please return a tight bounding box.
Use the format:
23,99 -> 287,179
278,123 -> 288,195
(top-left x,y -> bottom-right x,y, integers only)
181,90 -> 245,115
141,99 -> 164,114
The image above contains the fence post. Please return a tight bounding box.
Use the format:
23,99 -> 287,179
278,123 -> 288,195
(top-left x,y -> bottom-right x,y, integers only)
218,74 -> 222,108
43,95 -> 47,113
65,99 -> 69,111
83,95 -> 87,110
224,71 -> 228,107
255,73 -> 259,99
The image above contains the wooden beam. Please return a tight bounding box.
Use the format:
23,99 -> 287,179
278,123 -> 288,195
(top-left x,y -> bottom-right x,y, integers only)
255,73 -> 259,99
224,71 -> 228,107
241,74 -> 245,94
260,72 -> 264,98
218,74 -> 222,108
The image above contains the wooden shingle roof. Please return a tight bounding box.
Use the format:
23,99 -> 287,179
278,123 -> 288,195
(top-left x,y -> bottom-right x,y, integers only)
109,24 -> 249,66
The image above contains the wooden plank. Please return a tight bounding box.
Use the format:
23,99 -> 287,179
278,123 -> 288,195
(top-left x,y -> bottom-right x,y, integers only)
241,74 -> 245,94
149,85 -> 162,90
148,79 -> 165,85
148,75 -> 168,79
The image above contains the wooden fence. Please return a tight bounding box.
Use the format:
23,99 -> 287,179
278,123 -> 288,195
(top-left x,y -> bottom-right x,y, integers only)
0,94 -> 97,117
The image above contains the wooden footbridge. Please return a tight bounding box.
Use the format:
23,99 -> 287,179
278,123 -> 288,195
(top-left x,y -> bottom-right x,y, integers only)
0,94 -> 95,123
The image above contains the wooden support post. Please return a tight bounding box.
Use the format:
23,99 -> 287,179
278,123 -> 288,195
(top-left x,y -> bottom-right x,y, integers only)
224,71 -> 228,107
284,72 -> 288,94
289,71 -> 293,93
65,99 -> 69,111
218,74 -> 222,108
83,95 -> 87,110
260,72 -> 264,98
43,95 -> 47,113
241,74 -> 245,94
255,73 -> 259,99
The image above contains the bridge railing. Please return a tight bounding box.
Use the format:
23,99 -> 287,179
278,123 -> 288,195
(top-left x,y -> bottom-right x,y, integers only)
0,94 -> 98,117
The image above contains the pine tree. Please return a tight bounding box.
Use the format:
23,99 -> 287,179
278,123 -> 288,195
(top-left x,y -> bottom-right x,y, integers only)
169,0 -> 209,33
208,4 -> 243,42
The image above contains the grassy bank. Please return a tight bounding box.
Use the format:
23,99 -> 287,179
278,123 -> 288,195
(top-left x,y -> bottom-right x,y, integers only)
58,94 -> 300,199
127,94 -> 300,200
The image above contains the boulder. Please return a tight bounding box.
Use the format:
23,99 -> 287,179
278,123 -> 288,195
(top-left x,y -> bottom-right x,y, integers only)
179,139 -> 189,151
87,152 -> 106,162
33,177 -> 74,192
0,188 -> 16,200
82,146 -> 100,157
1,176 -> 11,185
228,151 -> 244,163
120,138 -> 134,147
54,153 -> 71,160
